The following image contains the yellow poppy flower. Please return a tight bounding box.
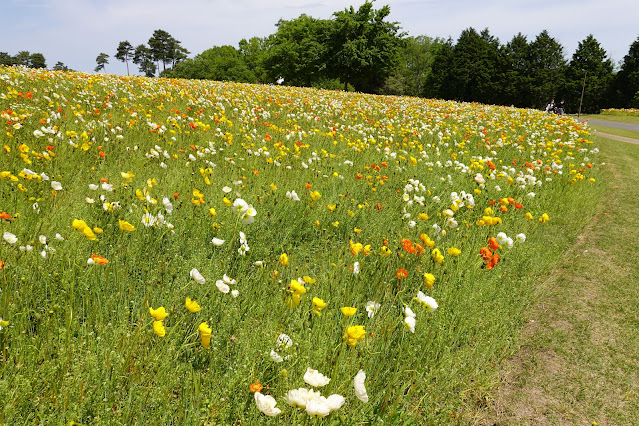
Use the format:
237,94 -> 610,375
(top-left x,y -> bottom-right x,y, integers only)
149,306 -> 169,321
153,321 -> 166,337
340,307 -> 357,317
185,297 -> 202,313
119,220 -> 136,232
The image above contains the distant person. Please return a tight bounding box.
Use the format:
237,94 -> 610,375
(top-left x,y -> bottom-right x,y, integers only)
545,99 -> 555,113
556,99 -> 565,115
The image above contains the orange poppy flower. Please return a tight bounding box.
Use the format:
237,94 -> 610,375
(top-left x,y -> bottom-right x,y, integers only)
0,212 -> 11,220
249,381 -> 263,393
486,253 -> 500,270
396,268 -> 408,279
0,260 -> 5,270
91,254 -> 109,265
480,247 -> 493,261
487,237 -> 500,251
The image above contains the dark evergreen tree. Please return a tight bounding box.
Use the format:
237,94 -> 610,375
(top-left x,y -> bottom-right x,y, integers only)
527,30 -> 566,109
566,34 -> 613,114
423,38 -> 454,99
133,44 -> 156,77
94,53 -> 109,73
448,28 -> 500,103
115,41 -> 134,75
614,36 -> 639,108
499,33 -> 531,107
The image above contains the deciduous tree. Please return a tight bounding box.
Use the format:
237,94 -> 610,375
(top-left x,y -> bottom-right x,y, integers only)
327,1 -> 403,93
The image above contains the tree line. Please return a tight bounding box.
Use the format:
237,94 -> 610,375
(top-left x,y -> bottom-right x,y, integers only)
0,51 -> 72,71
3,1 -> 638,113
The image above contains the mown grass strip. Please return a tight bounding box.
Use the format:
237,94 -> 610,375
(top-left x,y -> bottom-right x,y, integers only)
471,135 -> 639,425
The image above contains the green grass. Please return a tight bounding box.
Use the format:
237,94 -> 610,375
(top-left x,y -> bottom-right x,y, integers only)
0,66 -> 604,423
589,126 -> 639,140
580,114 -> 639,125
471,134 -> 639,424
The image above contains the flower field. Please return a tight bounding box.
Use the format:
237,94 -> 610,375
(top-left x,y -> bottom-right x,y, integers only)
0,66 -> 601,423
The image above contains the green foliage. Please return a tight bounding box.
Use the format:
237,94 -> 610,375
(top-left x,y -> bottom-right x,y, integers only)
565,35 -> 614,114
115,41 -> 134,76
327,1 -> 403,93
614,36 -> 639,108
382,36 -> 442,97
170,46 -> 257,83
94,53 -> 109,73
423,38 -> 454,99
500,33 -> 531,107
527,30 -> 567,109
133,44 -> 156,77
447,28 -> 501,103
263,15 -> 330,87
238,37 -> 269,83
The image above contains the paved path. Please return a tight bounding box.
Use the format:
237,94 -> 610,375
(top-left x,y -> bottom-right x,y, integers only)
583,119 -> 639,132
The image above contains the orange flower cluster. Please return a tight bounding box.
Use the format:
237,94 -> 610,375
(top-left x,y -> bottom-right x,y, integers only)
480,237 -> 501,270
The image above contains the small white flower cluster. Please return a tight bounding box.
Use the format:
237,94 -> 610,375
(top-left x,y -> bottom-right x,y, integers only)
238,231 -> 250,256
232,198 -> 257,225
286,190 -> 300,201
255,367 -> 369,418
496,231 -> 526,249
4,231 -> 64,259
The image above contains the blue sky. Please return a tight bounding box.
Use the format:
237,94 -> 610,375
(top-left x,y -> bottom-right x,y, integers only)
3,0 -> 638,75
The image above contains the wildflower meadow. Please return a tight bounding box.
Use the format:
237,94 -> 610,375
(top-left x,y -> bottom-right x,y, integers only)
0,66 -> 602,423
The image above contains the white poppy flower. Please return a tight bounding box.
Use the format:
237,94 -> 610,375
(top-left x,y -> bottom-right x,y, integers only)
88,184 -> 98,190
231,290 -> 239,298
415,291 -> 438,312
3,232 -> 17,245
404,316 -> 416,333
365,301 -> 380,318
516,233 -> 526,243
354,370 -> 369,403
305,397 -> 331,418
39,235 -> 47,245
222,274 -> 236,285
353,261 -> 360,275
51,181 -> 63,191
285,388 -> 321,408
276,333 -> 293,348
215,280 -> 230,293
286,190 -> 300,201
211,238 -> 225,246
189,268 -> 206,284
254,392 -> 281,417
303,367 -> 331,387
222,186 -> 232,193
55,233 -> 64,241
270,350 -> 284,363
325,394 -> 346,411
